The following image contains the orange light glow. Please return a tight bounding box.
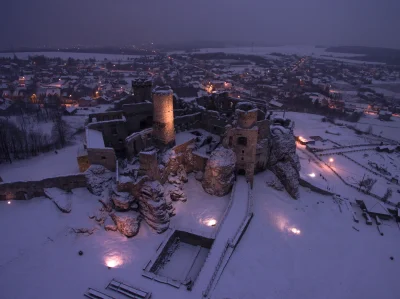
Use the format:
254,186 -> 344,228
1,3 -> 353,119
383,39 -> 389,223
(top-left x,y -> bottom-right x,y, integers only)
104,255 -> 123,268
289,227 -> 301,235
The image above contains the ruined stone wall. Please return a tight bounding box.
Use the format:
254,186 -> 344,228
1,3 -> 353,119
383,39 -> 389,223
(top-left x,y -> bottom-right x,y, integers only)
256,119 -> 271,140
122,103 -> 153,133
87,148 -> 116,171
152,88 -> 175,146
0,174 -> 87,200
138,150 -> 160,181
192,152 -> 209,172
87,120 -> 128,153
88,111 -> 124,123
237,109 -> 258,129
132,78 -> 153,102
125,128 -> 153,158
77,155 -> 90,172
200,110 -> 229,136
174,112 -> 202,132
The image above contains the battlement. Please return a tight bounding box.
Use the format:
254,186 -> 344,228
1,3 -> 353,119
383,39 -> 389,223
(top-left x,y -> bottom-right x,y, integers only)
152,85 -> 173,96
132,78 -> 153,87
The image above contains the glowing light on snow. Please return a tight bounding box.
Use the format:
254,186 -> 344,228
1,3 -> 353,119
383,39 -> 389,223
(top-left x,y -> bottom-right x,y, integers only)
206,219 -> 217,226
7,201 -> 11,204
104,255 -> 123,268
329,158 -> 334,163
309,173 -> 316,178
289,227 -> 301,235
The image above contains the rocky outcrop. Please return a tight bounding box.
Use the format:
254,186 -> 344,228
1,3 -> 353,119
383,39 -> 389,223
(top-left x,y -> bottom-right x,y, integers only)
104,216 -> 118,231
138,181 -> 171,233
268,126 -> 300,199
170,186 -> 187,202
111,190 -> 135,211
110,211 -> 141,237
85,165 -> 114,196
195,171 -> 204,181
255,138 -> 270,173
202,147 -> 236,196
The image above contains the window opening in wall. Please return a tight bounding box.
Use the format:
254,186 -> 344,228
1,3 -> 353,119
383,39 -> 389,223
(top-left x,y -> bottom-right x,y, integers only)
237,136 -> 247,146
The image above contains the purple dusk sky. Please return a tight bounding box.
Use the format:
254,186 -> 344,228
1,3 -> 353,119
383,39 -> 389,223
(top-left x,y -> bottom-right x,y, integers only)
1,0 -> 399,49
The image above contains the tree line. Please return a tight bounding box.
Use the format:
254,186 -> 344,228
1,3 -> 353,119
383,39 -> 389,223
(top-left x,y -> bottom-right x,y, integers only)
0,111 -> 70,163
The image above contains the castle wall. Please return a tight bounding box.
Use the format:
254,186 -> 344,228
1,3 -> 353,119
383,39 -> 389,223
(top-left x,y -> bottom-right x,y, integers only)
122,102 -> 154,133
87,120 -> 128,153
0,174 -> 87,200
125,128 -> 153,158
87,148 -> 116,171
88,111 -> 124,123
138,150 -> 160,180
237,108 -> 258,129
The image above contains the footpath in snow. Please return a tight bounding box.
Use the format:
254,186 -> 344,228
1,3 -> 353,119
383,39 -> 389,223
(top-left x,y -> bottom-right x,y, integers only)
193,176 -> 249,297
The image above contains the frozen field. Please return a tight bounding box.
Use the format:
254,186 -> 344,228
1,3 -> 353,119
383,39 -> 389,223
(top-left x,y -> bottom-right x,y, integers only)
0,51 -> 149,61
170,45 -> 385,64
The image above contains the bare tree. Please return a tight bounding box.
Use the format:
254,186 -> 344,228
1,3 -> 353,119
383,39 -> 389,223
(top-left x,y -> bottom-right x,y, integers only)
52,113 -> 70,148
359,176 -> 377,193
382,188 -> 393,202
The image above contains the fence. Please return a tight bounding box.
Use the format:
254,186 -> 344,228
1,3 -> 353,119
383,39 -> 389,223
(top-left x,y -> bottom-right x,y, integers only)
203,181 -> 254,298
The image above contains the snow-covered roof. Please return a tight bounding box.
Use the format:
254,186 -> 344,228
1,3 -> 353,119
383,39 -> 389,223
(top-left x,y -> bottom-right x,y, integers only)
86,128 -> 105,149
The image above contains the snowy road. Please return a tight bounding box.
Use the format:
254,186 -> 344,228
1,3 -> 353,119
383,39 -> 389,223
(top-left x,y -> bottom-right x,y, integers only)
194,176 -> 249,297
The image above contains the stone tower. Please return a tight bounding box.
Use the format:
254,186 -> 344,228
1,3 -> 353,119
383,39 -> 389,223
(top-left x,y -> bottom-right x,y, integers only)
132,78 -> 153,102
223,102 -> 258,186
152,86 -> 175,147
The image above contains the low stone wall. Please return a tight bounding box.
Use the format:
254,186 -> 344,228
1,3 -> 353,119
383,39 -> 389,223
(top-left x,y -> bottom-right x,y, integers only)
87,147 -> 116,171
0,174 -> 87,200
299,177 -> 335,196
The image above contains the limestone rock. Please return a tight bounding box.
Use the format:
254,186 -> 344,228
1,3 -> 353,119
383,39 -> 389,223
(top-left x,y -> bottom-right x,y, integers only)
177,165 -> 188,183
138,181 -> 171,233
255,139 -> 270,172
195,171 -> 204,181
268,125 -> 300,199
202,147 -> 236,196
94,210 -> 108,224
111,191 -> 135,211
98,195 -> 113,212
85,165 -> 114,196
168,174 -> 181,185
271,161 -> 299,199
170,187 -> 187,202
110,211 -> 141,238
266,177 -> 284,191
104,216 -> 118,231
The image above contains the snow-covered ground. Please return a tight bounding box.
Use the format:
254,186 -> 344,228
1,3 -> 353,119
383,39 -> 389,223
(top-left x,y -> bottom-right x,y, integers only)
171,175 -> 230,236
213,172 -> 400,299
0,141 -> 81,182
1,173 -> 399,299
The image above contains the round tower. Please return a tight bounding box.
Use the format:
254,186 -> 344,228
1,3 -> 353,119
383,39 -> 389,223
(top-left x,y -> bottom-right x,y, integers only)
152,86 -> 175,147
